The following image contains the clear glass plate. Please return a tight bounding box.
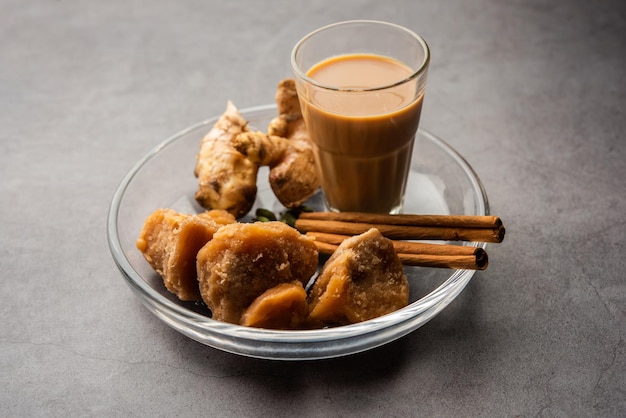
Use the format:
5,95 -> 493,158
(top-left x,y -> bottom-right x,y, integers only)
107,104 -> 489,360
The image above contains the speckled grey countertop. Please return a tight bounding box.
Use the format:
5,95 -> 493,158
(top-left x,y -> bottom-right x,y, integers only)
2,0 -> 624,416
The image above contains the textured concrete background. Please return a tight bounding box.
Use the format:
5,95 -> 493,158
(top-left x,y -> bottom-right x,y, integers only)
1,0 -> 625,416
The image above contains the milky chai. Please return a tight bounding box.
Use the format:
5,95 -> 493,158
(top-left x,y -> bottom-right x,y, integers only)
301,53 -> 423,213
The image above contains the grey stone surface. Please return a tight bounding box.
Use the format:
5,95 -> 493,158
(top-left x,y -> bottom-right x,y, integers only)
1,0 -> 625,416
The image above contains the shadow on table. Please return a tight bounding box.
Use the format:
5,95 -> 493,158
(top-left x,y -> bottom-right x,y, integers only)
145,277 -> 492,412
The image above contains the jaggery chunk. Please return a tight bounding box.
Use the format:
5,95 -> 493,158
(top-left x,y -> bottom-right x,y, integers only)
136,209 -> 235,301
308,228 -> 409,325
197,221 -> 318,324
197,209 -> 239,227
240,282 -> 308,329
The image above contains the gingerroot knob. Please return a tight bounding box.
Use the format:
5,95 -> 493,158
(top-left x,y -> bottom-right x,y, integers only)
194,80 -> 319,215
233,131 -> 290,167
234,131 -> 319,208
269,78 -> 313,145
232,78 -> 321,208
194,101 -> 259,219
270,79 -> 320,206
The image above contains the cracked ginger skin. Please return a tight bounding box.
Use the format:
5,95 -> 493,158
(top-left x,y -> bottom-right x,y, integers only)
194,101 -> 258,219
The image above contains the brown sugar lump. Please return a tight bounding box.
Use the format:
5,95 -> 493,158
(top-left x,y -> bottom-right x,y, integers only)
240,282 -> 308,329
136,209 -> 235,301
196,221 -> 318,324
196,209 -> 239,227
308,228 -> 409,326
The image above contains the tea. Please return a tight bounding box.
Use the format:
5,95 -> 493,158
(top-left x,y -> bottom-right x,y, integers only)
300,53 -> 423,213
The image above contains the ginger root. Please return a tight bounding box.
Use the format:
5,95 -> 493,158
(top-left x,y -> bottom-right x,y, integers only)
233,130 -> 319,208
269,79 -> 310,143
268,79 -> 320,207
194,101 -> 258,219
194,80 -> 319,216
233,132 -> 290,167
233,79 -> 320,208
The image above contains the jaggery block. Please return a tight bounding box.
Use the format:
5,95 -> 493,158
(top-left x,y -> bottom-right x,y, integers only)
136,209 -> 235,301
308,228 -> 409,325
240,282 -> 308,329
197,209 -> 239,227
197,221 -> 318,324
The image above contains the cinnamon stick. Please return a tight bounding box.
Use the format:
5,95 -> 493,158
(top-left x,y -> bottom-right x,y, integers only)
308,232 -> 488,270
296,212 -> 505,243
299,212 -> 503,228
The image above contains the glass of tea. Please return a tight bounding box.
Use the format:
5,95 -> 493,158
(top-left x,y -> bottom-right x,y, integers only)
291,20 -> 430,214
